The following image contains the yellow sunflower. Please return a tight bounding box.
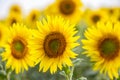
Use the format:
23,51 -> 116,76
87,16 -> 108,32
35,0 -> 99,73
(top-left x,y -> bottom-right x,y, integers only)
9,4 -> 22,15
25,9 -> 41,29
6,13 -> 23,26
44,0 -> 83,24
83,9 -> 109,26
1,23 -> 35,74
100,7 -> 120,17
82,21 -> 120,79
110,13 -> 120,23
29,16 -> 80,74
0,23 -> 9,45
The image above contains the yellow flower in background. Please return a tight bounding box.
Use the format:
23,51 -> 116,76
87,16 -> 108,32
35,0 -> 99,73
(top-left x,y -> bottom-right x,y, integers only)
6,13 -> 23,26
9,4 -> 22,15
25,9 -> 41,29
83,9 -> 109,26
1,23 -> 35,74
110,15 -> 120,23
110,12 -> 120,23
100,7 -> 120,17
29,16 -> 80,74
44,0 -> 83,24
100,7 -> 120,23
82,21 -> 120,79
0,23 -> 9,45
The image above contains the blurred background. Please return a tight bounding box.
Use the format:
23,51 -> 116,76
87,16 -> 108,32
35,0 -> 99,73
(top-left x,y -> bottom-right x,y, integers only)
0,0 -> 120,19
0,0 -> 120,80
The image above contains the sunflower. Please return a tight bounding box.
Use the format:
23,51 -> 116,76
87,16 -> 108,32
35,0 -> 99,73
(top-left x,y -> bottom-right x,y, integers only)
1,23 -> 35,74
82,21 -> 120,79
100,7 -> 120,17
25,9 -> 41,29
110,13 -> 120,23
9,4 -> 22,15
29,16 -> 80,74
44,0 -> 83,24
6,13 -> 23,26
0,23 -> 9,45
83,9 -> 109,26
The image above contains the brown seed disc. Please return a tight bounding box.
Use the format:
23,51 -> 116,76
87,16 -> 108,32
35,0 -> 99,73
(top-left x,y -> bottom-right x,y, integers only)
98,36 -> 120,60
59,0 -> 75,15
44,32 -> 66,58
11,37 -> 28,59
92,15 -> 100,23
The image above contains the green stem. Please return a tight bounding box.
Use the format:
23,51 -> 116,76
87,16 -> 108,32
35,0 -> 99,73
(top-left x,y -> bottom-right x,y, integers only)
66,75 -> 70,80
64,66 -> 74,80
7,71 -> 11,80
69,66 -> 74,80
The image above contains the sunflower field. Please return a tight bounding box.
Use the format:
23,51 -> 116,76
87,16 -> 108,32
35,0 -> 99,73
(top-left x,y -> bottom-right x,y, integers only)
0,0 -> 120,80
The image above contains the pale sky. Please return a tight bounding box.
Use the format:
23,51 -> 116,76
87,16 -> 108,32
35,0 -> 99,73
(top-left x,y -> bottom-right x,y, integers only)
0,0 -> 120,19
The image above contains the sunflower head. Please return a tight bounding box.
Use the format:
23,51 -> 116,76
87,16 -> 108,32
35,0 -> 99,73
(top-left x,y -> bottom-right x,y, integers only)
108,8 -> 120,16
82,21 -> 120,79
29,16 -> 80,74
1,23 -> 35,74
59,0 -> 76,15
6,13 -> 23,26
9,4 -> 22,15
44,0 -> 83,24
100,7 -> 120,17
26,9 -> 41,29
55,0 -> 82,16
84,9 -> 109,26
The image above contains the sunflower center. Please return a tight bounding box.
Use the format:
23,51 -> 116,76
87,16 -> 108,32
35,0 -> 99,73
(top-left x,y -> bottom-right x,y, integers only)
100,40 -> 117,54
11,19 -> 17,25
14,41 -> 24,52
11,38 -> 27,59
13,8 -> 19,12
59,0 -> 75,15
92,15 -> 100,23
49,39 -> 60,53
44,32 -> 66,58
109,9 -> 114,15
99,37 -> 119,60
31,14 -> 36,21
